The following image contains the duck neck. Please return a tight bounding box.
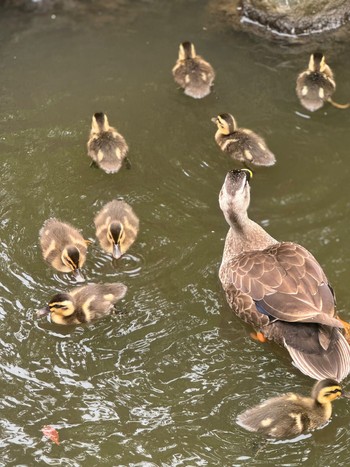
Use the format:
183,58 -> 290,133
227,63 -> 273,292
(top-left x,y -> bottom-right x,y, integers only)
314,400 -> 332,421
223,213 -> 277,258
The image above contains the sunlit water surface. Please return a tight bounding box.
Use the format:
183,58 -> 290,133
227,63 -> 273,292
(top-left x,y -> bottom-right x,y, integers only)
1,1 -> 350,465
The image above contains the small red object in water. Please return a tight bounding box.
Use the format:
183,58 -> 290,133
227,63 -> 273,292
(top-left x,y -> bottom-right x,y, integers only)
42,425 -> 60,445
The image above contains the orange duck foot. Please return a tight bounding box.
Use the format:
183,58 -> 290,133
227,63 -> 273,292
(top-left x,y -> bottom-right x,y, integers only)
250,331 -> 267,343
337,316 -> 350,344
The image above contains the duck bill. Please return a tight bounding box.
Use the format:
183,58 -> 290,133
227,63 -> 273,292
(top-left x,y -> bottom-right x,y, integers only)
112,244 -> 122,260
241,168 -> 253,182
36,306 -> 50,318
342,391 -> 350,399
73,268 -> 85,283
211,117 -> 218,124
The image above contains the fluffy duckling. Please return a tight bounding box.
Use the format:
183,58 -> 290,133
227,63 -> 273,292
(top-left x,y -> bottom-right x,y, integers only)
94,200 -> 139,259
212,113 -> 276,167
172,41 -> 215,99
219,169 -> 350,381
87,112 -> 129,174
296,53 -> 350,111
39,218 -> 87,282
237,379 -> 349,438
37,282 -> 127,325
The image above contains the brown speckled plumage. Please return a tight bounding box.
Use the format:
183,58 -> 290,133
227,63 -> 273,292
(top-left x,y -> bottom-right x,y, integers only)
94,200 -> 139,257
237,379 -> 344,439
172,42 -> 215,99
87,112 -> 128,174
219,169 -> 350,381
296,53 -> 336,112
38,283 -> 127,325
212,113 -> 276,167
39,218 -> 87,280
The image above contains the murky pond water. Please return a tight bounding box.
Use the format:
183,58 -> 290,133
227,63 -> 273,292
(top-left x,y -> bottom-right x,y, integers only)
1,1 -> 350,465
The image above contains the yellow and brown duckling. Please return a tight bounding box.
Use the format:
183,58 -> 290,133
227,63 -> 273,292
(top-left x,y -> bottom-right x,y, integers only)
296,53 -> 350,112
172,41 -> 215,99
37,282 -> 127,325
39,218 -> 88,282
237,379 -> 349,439
219,169 -> 350,381
94,200 -> 139,259
87,112 -> 129,174
212,113 -> 276,167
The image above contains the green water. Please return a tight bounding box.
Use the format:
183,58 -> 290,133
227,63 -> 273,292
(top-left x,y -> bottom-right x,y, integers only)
1,1 -> 350,465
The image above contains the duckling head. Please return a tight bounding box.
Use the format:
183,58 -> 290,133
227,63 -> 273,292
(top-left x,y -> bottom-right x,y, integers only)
219,169 -> 253,225
179,41 -> 196,60
107,221 -> 125,259
62,246 -> 85,282
92,112 -> 109,133
312,379 -> 344,404
211,113 -> 237,135
308,53 -> 326,73
36,293 -> 75,319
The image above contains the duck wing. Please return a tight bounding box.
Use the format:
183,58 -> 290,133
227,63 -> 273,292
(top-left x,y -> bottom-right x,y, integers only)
229,242 -> 341,328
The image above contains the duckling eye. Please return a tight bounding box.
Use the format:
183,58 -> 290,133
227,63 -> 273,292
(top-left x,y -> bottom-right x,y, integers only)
324,389 -> 341,397
50,304 -> 65,310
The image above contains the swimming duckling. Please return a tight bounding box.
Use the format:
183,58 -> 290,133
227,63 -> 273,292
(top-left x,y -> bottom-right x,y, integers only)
212,113 -> 276,167
94,200 -> 139,259
39,218 -> 87,282
37,282 -> 127,325
237,379 -> 349,438
219,169 -> 350,381
172,41 -> 215,99
87,112 -> 129,174
296,53 -> 350,111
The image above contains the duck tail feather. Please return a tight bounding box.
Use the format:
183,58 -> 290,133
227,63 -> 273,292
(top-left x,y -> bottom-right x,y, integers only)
284,330 -> 350,382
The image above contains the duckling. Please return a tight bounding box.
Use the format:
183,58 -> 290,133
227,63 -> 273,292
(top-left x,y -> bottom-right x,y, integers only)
172,41 -> 215,99
211,113 -> 276,167
39,218 -> 88,282
219,169 -> 350,381
237,379 -> 349,439
296,53 -> 350,111
36,282 -> 127,325
87,112 -> 129,174
94,200 -> 139,259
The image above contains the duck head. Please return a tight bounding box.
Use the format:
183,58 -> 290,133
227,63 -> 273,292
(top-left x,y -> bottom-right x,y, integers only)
308,53 -> 327,73
179,41 -> 196,60
37,292 -> 75,320
219,169 -> 253,225
312,379 -> 350,403
92,112 -> 109,133
107,221 -> 125,259
211,113 -> 237,135
62,246 -> 85,282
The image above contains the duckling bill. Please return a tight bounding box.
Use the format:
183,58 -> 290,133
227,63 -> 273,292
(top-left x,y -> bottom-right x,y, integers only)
237,379 -> 349,438
87,112 -> 129,174
172,41 -> 215,99
37,282 -> 127,325
212,113 -> 276,167
219,169 -> 350,381
296,53 -> 350,112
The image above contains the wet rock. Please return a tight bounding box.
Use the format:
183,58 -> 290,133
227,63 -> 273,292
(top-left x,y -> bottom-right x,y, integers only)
241,0 -> 350,36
